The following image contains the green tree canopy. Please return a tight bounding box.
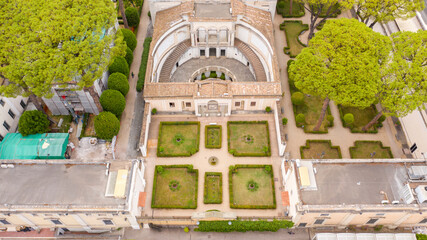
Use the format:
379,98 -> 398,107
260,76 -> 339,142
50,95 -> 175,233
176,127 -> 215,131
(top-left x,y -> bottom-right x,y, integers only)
125,47 -> 134,66
108,72 -> 129,96
125,7 -> 140,28
289,19 -> 390,130
94,111 -> 120,139
108,56 -> 130,76
100,89 -> 126,117
354,0 -> 425,28
18,110 -> 50,136
121,29 -> 137,51
0,0 -> 126,101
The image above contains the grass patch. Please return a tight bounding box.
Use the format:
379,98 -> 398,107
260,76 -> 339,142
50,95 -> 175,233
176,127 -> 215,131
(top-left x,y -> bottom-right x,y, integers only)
288,60 -> 333,133
151,165 -> 198,209
204,172 -> 222,204
229,165 -> 276,209
350,141 -> 393,159
205,125 -> 222,149
276,0 -> 305,18
300,140 -> 342,159
157,122 -> 200,157
280,21 -> 308,58
338,105 -> 379,133
136,37 -> 152,92
195,219 -> 294,232
227,121 -> 271,157
50,115 -> 72,133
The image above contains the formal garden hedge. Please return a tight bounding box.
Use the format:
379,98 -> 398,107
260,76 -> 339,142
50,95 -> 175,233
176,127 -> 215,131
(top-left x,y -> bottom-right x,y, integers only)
229,165 -> 276,209
204,172 -> 222,204
108,72 -> 129,96
124,47 -> 133,66
136,37 -> 152,92
100,89 -> 126,118
349,141 -> 393,159
109,56 -> 130,77
205,125 -> 222,149
279,21 -> 308,58
151,165 -> 198,209
157,121 -> 200,157
94,111 -> 120,140
300,140 -> 342,159
276,0 -> 305,18
227,121 -> 271,157
195,219 -> 294,232
120,28 -> 137,51
338,105 -> 381,133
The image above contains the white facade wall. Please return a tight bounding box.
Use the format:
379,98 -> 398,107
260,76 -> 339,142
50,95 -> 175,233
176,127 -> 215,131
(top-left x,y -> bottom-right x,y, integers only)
0,96 -> 28,139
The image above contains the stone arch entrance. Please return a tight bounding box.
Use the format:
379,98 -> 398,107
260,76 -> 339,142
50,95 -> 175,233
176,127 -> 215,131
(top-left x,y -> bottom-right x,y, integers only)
207,100 -> 219,111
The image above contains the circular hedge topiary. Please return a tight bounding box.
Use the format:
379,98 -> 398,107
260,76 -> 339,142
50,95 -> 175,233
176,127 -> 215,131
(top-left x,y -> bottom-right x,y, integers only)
108,56 -> 129,77
124,47 -> 133,66
343,113 -> 355,125
295,113 -> 305,124
100,89 -> 126,117
18,110 -> 50,136
108,72 -> 129,96
291,92 -> 305,105
125,7 -> 140,28
120,28 -> 137,51
94,111 -> 120,140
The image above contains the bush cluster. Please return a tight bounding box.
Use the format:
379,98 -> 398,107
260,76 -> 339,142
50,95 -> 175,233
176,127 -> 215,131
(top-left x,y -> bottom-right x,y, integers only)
124,47 -> 133,66
18,110 -> 50,136
282,118 -> 288,126
137,37 -> 152,91
108,72 -> 129,96
94,111 -> 120,140
100,89 -> 126,117
125,7 -> 139,28
343,113 -> 354,125
265,106 -> 272,113
120,28 -> 137,51
295,113 -> 305,126
291,92 -> 304,105
195,220 -> 294,232
109,56 -> 129,77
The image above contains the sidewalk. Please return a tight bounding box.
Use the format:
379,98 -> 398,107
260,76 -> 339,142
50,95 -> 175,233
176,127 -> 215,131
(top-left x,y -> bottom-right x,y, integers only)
115,3 -> 151,160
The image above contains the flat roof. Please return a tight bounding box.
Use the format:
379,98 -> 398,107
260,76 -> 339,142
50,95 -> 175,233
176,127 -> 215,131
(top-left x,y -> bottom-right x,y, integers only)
300,163 -> 408,205
195,3 -> 231,18
0,164 -> 128,206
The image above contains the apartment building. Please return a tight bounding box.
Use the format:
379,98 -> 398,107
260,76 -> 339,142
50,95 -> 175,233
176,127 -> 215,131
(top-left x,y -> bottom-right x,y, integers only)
0,96 -> 28,141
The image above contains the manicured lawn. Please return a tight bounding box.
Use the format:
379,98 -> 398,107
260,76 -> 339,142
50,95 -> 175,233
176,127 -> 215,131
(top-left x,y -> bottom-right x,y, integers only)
350,141 -> 393,159
229,165 -> 276,209
276,0 -> 305,18
280,21 -> 308,58
300,140 -> 342,159
339,105 -> 378,133
151,166 -> 198,209
157,122 -> 200,157
205,125 -> 222,149
204,172 -> 222,204
228,121 -> 271,156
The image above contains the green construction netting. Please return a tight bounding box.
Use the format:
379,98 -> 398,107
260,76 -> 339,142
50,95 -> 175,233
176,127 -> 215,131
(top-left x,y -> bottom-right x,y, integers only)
0,133 -> 69,159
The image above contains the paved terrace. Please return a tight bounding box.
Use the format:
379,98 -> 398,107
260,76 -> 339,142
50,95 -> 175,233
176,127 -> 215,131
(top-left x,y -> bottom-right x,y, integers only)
195,3 -> 232,18
299,163 -> 408,205
171,58 -> 255,82
141,114 -> 288,218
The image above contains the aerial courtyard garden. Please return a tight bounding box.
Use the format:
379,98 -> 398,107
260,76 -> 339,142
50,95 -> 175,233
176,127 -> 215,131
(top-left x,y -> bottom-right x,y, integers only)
350,141 -> 393,159
280,21 -> 308,58
300,140 -> 342,159
227,121 -> 271,156
157,121 -> 200,157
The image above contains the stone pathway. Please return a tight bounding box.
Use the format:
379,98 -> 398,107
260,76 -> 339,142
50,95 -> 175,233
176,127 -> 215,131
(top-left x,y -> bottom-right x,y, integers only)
272,9 -> 405,159
115,3 -> 151,160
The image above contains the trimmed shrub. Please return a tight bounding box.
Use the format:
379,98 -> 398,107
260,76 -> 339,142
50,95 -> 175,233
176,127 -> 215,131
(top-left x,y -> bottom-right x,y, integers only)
184,227 -> 190,233
100,89 -> 126,117
282,118 -> 288,125
343,113 -> 355,125
201,73 -> 206,80
108,72 -> 129,96
295,113 -> 305,125
327,114 -> 334,127
195,220 -> 294,232
277,1 -> 285,9
151,108 -> 157,115
94,112 -> 120,140
109,56 -> 129,77
209,71 -> 217,78
148,11 -> 151,18
125,7 -> 139,28
265,106 -> 272,113
120,28 -> 137,51
18,110 -> 50,136
291,92 -> 304,105
124,47 -> 133,66
378,115 -> 386,123
137,37 -> 152,92
220,73 -> 225,80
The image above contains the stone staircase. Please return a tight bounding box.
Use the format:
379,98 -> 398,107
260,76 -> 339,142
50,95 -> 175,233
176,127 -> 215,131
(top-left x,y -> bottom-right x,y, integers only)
234,39 -> 267,82
159,39 -> 191,82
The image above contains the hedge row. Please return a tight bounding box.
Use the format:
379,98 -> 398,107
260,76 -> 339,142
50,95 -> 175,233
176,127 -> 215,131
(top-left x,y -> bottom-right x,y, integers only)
156,121 -> 200,157
229,165 -> 276,209
136,37 -> 152,92
300,139 -> 342,159
349,140 -> 394,158
195,219 -> 294,232
337,105 -> 379,133
276,0 -> 305,18
227,121 -> 271,157
279,20 -> 308,58
204,172 -> 223,204
151,165 -> 198,209
205,125 -> 222,149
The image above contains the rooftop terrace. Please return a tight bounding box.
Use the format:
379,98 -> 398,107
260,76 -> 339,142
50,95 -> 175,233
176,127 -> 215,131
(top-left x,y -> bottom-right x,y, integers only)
195,3 -> 232,18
